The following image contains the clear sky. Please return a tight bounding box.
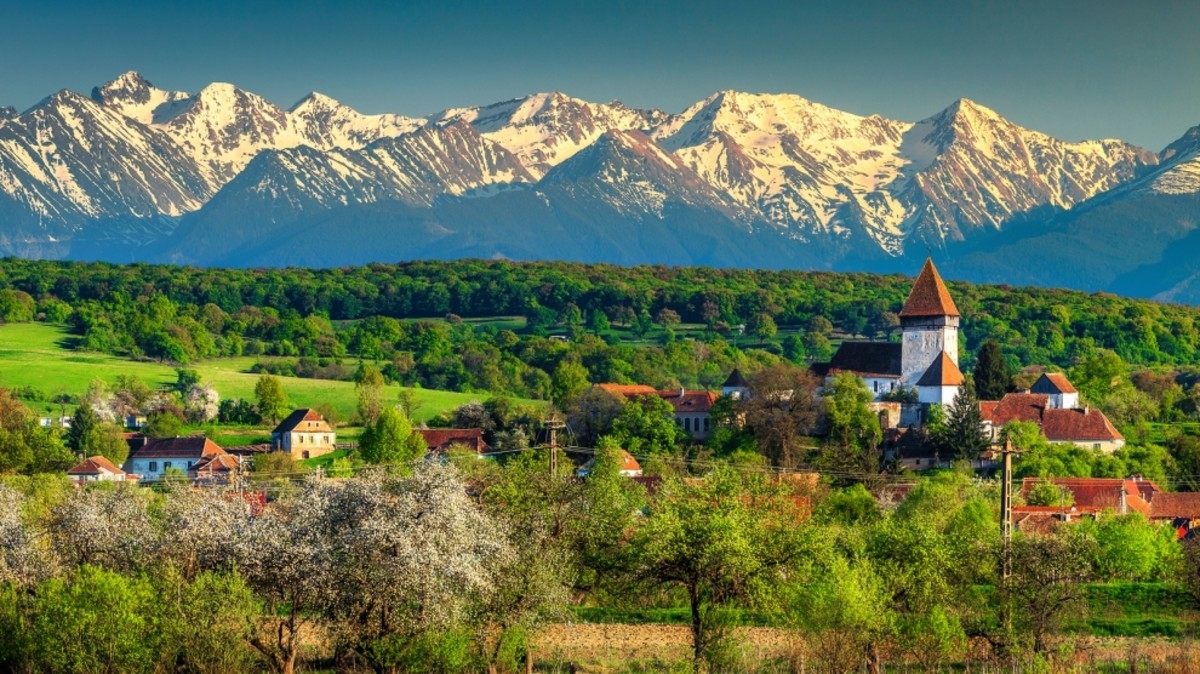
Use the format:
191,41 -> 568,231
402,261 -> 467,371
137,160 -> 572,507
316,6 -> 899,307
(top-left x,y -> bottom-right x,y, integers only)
3,0 -> 1197,151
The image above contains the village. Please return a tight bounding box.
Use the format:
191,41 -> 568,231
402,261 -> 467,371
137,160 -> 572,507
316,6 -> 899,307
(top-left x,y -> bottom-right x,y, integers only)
52,259 -> 1200,545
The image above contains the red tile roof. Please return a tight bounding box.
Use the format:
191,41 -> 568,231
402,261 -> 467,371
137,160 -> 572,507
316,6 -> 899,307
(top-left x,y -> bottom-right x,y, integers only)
657,390 -> 718,414
272,408 -> 332,434
418,428 -> 490,454
979,401 -> 1000,419
67,455 -> 124,476
987,393 -> 1050,426
190,453 -> 240,474
1041,408 -> 1124,443
594,383 -> 659,397
1022,477 -> 1159,515
618,450 -> 642,473
1149,492 -> 1200,520
916,351 -> 965,387
899,258 -> 960,318
129,436 -> 225,460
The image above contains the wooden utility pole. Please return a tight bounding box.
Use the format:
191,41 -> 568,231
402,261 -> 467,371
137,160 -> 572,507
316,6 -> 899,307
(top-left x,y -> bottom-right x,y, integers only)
544,414 -> 566,478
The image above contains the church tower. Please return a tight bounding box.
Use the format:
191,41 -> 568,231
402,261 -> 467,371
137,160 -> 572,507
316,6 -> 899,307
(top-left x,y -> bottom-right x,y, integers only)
900,258 -> 960,388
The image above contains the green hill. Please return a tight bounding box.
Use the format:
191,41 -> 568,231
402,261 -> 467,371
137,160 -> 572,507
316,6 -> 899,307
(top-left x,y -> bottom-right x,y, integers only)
0,323 -> 520,423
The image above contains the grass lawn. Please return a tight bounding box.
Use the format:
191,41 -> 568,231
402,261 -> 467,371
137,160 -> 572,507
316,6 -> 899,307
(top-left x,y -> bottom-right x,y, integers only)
0,322 -> 541,424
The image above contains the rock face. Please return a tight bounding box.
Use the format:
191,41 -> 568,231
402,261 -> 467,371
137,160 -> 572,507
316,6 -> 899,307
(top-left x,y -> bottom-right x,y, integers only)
5,71 -> 1200,298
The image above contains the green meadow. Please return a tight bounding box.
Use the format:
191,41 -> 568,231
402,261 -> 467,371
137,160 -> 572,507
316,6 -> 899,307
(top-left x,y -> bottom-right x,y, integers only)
0,323 -> 533,423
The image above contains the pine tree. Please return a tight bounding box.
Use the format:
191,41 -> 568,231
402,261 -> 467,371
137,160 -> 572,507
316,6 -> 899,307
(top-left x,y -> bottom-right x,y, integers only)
937,381 -> 990,461
973,340 -> 1014,401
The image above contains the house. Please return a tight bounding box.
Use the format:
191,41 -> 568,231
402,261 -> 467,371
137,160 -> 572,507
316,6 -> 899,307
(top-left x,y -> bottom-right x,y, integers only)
659,388 -> 718,440
1147,492 -> 1200,538
418,428 -> 490,455
125,415 -> 147,430
123,436 -> 227,482
67,455 -> 135,484
592,382 -> 721,441
271,408 -> 336,460
812,258 -> 962,423
190,452 -> 242,485
984,392 -> 1125,452
576,449 -> 643,477
1030,373 -> 1080,410
1020,477 -> 1160,516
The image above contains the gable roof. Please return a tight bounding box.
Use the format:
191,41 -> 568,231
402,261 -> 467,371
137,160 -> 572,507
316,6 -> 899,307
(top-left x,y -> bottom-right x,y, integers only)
1149,492 -> 1200,520
594,383 -> 658,397
67,455 -> 124,476
916,351 -> 965,387
987,393 -> 1050,426
1041,407 -> 1124,442
191,453 -> 240,474
657,390 -> 718,414
899,258 -> 960,318
1022,477 -> 1159,515
418,428 -> 490,454
1031,372 -> 1078,395
578,449 -> 643,476
816,342 -> 902,378
272,408 -> 331,435
722,369 -> 749,388
129,436 -> 225,460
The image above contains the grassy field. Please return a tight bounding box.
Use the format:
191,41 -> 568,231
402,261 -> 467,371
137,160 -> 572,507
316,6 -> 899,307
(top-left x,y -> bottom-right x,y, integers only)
0,323 -> 538,423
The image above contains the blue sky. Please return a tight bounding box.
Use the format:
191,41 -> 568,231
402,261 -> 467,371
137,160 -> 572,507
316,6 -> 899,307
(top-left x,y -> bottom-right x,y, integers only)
3,0 -> 1197,150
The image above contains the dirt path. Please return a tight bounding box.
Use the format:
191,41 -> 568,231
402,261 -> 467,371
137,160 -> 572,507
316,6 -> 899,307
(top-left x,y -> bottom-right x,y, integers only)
534,623 -> 798,664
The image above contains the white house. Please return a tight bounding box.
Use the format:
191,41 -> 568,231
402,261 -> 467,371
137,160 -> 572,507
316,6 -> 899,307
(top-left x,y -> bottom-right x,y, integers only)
124,436 -> 226,481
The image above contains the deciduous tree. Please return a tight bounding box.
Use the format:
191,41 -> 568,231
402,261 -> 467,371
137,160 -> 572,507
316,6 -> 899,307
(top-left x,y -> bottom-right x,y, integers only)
254,374 -> 289,426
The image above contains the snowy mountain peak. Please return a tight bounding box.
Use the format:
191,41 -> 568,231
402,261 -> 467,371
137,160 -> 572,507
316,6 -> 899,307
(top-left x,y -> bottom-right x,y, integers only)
1161,125 -> 1200,162
91,71 -> 191,125
432,91 -> 667,178
0,106 -> 14,121
289,91 -> 344,114
93,71 -> 152,99
289,91 -> 425,150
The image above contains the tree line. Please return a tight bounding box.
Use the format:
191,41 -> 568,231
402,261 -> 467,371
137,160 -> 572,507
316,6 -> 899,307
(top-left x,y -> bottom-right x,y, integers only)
2,257 -> 1200,373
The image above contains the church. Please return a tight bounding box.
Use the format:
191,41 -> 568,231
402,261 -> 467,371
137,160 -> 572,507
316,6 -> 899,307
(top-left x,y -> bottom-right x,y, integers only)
811,258 -> 964,413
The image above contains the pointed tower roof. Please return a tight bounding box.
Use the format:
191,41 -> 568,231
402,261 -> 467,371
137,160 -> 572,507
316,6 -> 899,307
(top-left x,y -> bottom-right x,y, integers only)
900,258 -> 960,318
722,369 -> 749,388
916,351 -> 965,387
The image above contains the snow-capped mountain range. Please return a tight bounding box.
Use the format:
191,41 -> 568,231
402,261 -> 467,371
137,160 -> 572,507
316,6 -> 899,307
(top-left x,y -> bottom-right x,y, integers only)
1,71 -> 1198,295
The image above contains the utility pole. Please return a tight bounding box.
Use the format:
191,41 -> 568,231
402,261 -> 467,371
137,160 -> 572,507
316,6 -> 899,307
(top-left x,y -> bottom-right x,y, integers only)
1000,437 -> 1019,580
544,414 -> 566,478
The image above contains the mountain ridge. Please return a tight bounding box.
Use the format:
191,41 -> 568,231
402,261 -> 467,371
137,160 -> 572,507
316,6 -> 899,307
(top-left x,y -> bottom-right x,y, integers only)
5,71 -> 1200,301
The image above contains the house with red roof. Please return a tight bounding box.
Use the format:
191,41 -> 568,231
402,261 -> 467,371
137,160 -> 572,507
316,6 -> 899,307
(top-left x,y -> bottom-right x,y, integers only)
1020,477 -> 1158,516
418,428 -> 491,455
576,449 -> 643,477
658,388 -> 718,440
190,452 -> 243,486
67,455 -> 136,484
123,436 -> 227,482
1145,492 -> 1200,538
983,389 -> 1125,452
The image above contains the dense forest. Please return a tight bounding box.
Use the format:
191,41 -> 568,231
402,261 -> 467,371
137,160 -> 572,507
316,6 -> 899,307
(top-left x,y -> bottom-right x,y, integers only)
0,258 -> 1198,391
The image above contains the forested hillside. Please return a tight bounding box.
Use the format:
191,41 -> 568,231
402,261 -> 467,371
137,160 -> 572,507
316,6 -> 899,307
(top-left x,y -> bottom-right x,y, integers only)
0,257 -> 1196,372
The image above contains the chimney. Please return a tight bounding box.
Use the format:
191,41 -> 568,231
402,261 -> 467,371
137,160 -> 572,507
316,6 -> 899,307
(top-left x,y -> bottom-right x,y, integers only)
679,387 -> 685,398
1119,483 -> 1127,515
